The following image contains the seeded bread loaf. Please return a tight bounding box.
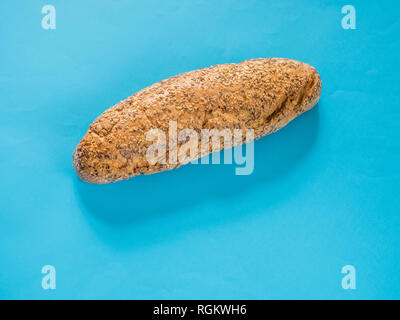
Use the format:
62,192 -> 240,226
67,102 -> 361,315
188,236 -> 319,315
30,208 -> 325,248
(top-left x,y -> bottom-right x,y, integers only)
73,58 -> 322,183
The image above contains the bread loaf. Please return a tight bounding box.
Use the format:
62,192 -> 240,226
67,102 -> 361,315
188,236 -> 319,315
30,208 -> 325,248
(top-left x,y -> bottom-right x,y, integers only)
73,58 -> 321,183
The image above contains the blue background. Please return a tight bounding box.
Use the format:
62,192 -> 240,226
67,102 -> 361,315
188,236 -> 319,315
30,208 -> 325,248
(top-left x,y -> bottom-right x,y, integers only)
1,0 -> 399,299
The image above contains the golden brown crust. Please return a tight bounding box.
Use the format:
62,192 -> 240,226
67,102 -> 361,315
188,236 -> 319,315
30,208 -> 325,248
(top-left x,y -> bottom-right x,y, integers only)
73,58 -> 322,183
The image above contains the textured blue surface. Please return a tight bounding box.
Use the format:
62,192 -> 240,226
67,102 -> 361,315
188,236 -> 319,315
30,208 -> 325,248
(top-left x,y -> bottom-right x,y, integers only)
1,0 -> 399,299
